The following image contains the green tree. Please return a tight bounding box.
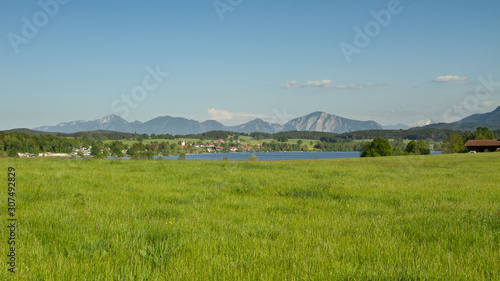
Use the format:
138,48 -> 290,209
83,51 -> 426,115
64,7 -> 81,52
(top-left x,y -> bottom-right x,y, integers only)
404,140 -> 420,155
145,149 -> 155,159
442,132 -> 467,154
393,146 -> 403,156
392,138 -> 405,153
102,148 -> 109,157
418,140 -> 431,155
433,143 -> 442,151
247,154 -> 259,161
91,144 -> 104,159
405,140 -> 430,155
162,145 -> 171,156
30,146 -> 40,156
470,127 -> 496,140
128,142 -> 147,159
8,149 -> 19,157
274,136 -> 289,142
110,140 -> 124,157
361,137 -> 393,157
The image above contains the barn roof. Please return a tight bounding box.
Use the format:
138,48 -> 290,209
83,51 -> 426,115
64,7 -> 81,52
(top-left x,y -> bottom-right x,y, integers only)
464,140 -> 500,147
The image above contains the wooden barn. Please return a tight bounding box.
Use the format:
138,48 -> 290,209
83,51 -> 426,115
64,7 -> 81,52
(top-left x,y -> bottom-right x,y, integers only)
464,140 -> 500,152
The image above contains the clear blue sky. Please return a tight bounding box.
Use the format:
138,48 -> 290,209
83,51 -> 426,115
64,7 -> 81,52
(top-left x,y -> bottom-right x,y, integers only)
1,0 -> 499,130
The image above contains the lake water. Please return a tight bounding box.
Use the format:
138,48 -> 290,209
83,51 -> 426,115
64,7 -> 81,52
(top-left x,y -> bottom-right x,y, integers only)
162,151 -> 362,161
108,151 -> 442,161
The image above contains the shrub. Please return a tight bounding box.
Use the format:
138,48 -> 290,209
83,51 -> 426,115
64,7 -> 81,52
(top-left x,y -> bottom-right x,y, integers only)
247,154 -> 259,161
361,137 -> 393,157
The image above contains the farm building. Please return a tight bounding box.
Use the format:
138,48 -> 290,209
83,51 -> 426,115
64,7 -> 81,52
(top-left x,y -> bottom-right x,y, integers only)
464,140 -> 500,152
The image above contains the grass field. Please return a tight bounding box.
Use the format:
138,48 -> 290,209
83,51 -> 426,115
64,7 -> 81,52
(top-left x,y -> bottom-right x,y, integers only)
1,154 -> 499,280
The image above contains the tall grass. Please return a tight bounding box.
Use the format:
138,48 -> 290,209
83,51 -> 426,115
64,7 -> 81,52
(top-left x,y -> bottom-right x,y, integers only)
1,153 -> 499,280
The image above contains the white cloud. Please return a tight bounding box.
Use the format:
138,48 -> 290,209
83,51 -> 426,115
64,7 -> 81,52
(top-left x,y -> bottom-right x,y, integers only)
281,80 -> 299,88
432,75 -> 470,85
281,80 -> 385,89
303,80 -> 332,88
332,84 -> 363,89
207,108 -> 269,124
365,83 -> 386,87
207,108 -> 234,121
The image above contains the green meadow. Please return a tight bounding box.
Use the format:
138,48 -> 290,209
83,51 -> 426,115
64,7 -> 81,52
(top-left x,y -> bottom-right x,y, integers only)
1,153 -> 499,280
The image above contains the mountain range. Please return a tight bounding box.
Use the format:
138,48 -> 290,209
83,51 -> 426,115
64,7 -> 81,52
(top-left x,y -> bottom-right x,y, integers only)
384,119 -> 436,130
30,106 -> 500,135
33,112 -> 383,135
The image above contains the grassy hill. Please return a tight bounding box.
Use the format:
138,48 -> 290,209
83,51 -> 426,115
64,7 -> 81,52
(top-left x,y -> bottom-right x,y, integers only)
1,154 -> 498,279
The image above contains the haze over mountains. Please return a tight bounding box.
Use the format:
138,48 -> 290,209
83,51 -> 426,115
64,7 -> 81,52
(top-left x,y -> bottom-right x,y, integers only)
33,112 -> 383,135
30,107 -> 500,135
384,119 -> 436,130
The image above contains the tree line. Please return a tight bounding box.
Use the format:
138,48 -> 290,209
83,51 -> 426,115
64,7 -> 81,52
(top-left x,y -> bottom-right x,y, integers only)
361,127 -> 499,157
2,127 -> 498,158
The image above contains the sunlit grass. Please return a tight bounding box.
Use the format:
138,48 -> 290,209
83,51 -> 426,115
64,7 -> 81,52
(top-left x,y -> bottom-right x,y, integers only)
0,153 -> 499,279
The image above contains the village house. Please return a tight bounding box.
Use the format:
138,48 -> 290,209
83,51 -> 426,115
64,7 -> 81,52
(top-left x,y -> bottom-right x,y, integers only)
17,153 -> 36,158
35,152 -> 70,157
180,141 -> 194,148
73,146 -> 92,156
240,144 -> 253,151
464,140 -> 500,153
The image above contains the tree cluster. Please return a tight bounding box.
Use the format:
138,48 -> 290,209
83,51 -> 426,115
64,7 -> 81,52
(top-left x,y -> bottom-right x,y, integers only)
0,132 -> 80,157
340,129 -> 450,142
361,138 -> 431,157
442,127 -> 498,154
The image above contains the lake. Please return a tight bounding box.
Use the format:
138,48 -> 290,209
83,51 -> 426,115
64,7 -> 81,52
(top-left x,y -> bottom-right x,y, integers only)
161,151 -> 362,161
108,151 -> 442,161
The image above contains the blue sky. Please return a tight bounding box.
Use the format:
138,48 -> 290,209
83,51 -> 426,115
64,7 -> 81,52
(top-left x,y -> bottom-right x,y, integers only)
1,0 -> 499,130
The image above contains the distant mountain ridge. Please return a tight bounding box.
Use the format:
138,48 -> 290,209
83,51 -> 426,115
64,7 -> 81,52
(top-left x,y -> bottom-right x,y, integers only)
29,107 -> 500,134
408,119 -> 436,128
384,119 -> 436,130
34,115 -> 138,133
383,123 -> 410,130
456,106 -> 500,124
33,112 -> 384,135
421,106 -> 500,131
286,112 -> 382,133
